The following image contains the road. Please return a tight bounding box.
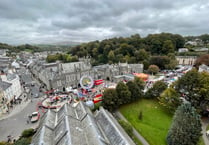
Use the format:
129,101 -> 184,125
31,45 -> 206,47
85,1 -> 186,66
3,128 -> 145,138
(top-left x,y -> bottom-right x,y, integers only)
0,65 -> 47,142
0,98 -> 40,141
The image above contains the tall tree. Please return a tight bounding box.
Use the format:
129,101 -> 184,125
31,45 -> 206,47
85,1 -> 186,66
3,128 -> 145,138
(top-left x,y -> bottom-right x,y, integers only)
102,89 -> 119,112
175,69 -> 202,112
145,81 -> 167,99
126,80 -> 141,101
116,81 -> 131,104
158,88 -> 181,113
133,76 -> 145,91
167,103 -> 202,145
134,49 -> 150,62
108,50 -> 115,64
162,40 -> 175,54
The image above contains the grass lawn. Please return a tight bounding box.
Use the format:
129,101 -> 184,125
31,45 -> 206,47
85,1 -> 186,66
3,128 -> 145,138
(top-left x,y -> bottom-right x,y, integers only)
120,99 -> 173,145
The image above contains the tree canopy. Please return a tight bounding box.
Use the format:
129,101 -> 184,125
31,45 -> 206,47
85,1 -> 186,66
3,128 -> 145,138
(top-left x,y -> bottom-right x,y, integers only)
102,88 -> 119,112
174,69 -> 209,114
69,33 -> 185,66
145,81 -> 167,99
116,81 -> 131,104
167,103 -> 202,145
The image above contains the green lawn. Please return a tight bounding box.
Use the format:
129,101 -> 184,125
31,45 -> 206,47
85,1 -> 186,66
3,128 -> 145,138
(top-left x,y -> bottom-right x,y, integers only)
120,99 -> 173,145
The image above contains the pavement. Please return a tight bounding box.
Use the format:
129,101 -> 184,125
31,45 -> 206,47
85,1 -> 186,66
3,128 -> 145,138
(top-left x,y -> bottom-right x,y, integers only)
0,97 -> 41,142
202,117 -> 209,145
0,94 -> 30,121
115,111 -> 150,145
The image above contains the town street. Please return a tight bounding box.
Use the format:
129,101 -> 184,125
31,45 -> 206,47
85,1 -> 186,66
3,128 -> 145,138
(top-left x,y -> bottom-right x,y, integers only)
0,98 -> 40,141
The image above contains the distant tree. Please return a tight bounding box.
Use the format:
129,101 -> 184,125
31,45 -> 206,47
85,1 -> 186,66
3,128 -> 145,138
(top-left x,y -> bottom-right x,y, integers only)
150,56 -> 170,69
108,50 -> 115,64
46,55 -> 58,63
173,34 -> 185,49
148,65 -> 160,75
116,82 -> 131,104
194,54 -> 209,68
134,49 -> 150,62
145,81 -> 167,99
162,40 -> 175,54
167,103 -> 202,145
158,88 -> 181,113
199,34 -> 209,45
102,89 -> 119,112
165,53 -> 178,69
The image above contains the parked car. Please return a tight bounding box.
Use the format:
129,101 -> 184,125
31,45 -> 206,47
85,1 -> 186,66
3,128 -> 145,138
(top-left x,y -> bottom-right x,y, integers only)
31,112 -> 40,123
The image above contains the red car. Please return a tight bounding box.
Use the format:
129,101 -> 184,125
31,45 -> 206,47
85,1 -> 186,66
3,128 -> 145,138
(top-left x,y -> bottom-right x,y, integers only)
31,112 -> 40,123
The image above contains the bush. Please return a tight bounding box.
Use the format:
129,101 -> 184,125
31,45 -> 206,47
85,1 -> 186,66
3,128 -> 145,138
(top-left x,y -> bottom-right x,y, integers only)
13,138 -> 31,145
118,120 -> 133,137
138,111 -> 143,120
0,142 -> 12,145
21,128 -> 35,138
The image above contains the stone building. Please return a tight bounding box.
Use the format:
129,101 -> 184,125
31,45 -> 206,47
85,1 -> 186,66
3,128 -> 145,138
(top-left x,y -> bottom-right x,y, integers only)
176,56 -> 197,65
31,102 -> 135,145
93,63 -> 143,81
29,59 -> 92,90
29,58 -> 143,90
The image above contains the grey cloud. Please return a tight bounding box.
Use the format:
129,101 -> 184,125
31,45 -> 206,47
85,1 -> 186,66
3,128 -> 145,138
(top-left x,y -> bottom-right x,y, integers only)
0,0 -> 209,44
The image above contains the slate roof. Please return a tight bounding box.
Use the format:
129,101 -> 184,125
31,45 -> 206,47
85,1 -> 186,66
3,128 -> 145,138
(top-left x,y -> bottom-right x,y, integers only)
0,80 -> 12,90
31,102 -> 135,145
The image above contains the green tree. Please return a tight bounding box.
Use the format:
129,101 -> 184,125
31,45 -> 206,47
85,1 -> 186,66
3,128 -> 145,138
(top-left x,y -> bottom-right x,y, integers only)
145,81 -> 167,99
165,53 -> 178,69
21,128 -> 35,138
13,138 -> 31,145
150,56 -> 170,69
116,82 -> 131,104
102,89 -> 119,112
162,40 -> 175,54
175,69 -> 202,112
46,55 -> 57,63
148,65 -> 160,75
167,103 -> 202,145
135,49 -> 150,62
126,80 -> 141,101
134,76 -> 145,90
108,50 -> 115,64
158,88 -> 181,113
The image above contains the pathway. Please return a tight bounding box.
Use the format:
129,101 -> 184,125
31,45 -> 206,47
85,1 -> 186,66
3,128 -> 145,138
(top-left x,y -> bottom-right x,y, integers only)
202,117 -> 209,145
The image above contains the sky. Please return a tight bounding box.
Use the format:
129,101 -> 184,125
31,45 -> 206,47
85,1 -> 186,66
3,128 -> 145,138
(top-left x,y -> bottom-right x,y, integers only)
0,0 -> 209,45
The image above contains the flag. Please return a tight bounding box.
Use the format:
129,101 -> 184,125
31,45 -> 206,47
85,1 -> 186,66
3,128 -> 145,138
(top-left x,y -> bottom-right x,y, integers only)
94,94 -> 102,98
93,99 -> 102,104
94,79 -> 104,85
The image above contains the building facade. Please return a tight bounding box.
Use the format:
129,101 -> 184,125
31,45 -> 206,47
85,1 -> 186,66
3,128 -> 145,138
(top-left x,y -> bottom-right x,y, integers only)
176,56 -> 197,65
29,59 -> 92,90
29,59 -> 144,90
